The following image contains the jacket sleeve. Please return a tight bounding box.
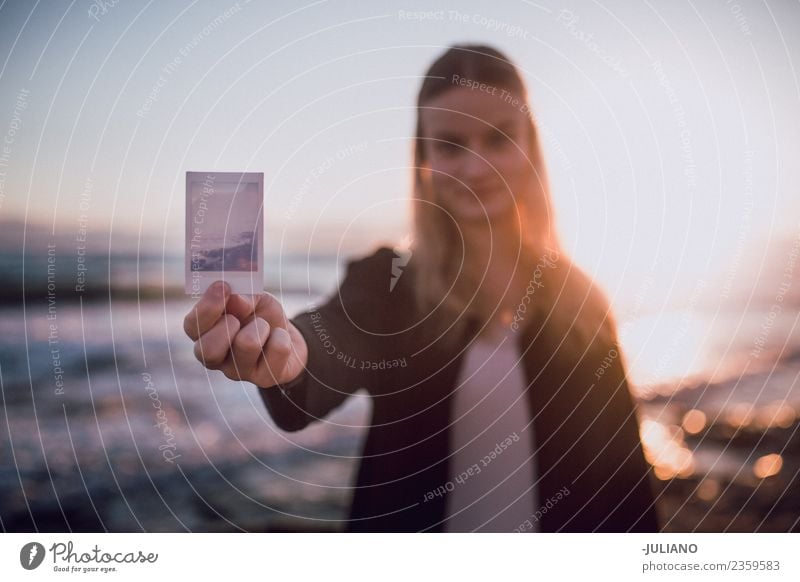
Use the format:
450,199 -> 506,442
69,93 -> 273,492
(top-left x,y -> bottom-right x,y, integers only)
589,339 -> 662,532
258,250 -> 391,432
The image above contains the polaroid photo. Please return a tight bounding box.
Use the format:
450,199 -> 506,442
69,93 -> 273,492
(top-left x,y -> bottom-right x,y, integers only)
185,171 -> 264,297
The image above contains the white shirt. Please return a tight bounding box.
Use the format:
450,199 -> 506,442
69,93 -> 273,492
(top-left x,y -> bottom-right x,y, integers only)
444,320 -> 539,532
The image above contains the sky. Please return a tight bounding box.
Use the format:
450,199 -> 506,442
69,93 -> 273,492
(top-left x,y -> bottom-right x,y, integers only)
0,0 -> 799,308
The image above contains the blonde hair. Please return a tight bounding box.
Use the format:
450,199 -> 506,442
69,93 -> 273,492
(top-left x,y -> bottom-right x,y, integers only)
409,44 -> 618,354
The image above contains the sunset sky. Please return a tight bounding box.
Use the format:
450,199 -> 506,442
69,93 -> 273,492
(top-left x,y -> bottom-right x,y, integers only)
1,0 -> 798,308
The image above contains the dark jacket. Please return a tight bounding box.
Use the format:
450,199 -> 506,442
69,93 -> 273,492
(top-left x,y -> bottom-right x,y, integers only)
260,246 -> 661,532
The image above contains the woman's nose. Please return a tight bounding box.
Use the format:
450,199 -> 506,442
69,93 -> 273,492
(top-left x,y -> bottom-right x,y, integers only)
461,147 -> 494,180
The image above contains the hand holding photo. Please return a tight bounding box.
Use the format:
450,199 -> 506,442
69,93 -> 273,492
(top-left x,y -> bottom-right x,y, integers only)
185,171 -> 264,297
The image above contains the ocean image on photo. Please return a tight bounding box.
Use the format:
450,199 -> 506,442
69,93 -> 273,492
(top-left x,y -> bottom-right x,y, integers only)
191,230 -> 258,272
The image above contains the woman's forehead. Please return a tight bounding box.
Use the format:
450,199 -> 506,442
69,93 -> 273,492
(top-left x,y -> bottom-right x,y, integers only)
419,87 -> 527,133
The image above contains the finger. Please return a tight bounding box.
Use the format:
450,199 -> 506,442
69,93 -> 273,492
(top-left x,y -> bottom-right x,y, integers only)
230,316 -> 271,374
225,293 -> 259,324
193,314 -> 240,368
184,281 -> 232,341
252,325 -> 293,386
252,292 -> 290,333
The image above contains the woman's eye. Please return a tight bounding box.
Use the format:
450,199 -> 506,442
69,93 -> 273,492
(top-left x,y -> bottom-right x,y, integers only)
435,141 -> 460,154
488,131 -> 510,147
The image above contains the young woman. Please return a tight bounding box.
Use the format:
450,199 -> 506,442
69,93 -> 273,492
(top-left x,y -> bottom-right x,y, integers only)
183,44 -> 661,533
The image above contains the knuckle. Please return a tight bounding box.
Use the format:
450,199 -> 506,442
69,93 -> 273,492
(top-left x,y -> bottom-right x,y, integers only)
270,338 -> 291,358
265,350 -> 290,375
220,363 -> 242,381
222,314 -> 240,330
193,340 -> 210,365
194,339 -> 225,368
194,301 -> 214,322
183,312 -> 199,339
268,328 -> 291,355
233,318 -> 270,354
261,292 -> 286,318
234,332 -> 263,355
261,291 -> 279,309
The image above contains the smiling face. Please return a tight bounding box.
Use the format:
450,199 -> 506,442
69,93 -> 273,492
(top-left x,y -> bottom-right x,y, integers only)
418,86 -> 533,225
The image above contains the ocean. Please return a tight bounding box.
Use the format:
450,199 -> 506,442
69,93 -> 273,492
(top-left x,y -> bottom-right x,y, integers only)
1,252 -> 798,531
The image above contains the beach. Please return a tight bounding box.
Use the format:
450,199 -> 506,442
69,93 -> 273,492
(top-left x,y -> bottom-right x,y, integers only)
1,287 -> 798,532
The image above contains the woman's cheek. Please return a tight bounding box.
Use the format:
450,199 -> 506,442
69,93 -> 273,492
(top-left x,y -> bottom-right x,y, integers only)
431,167 -> 461,198
505,155 -> 533,192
